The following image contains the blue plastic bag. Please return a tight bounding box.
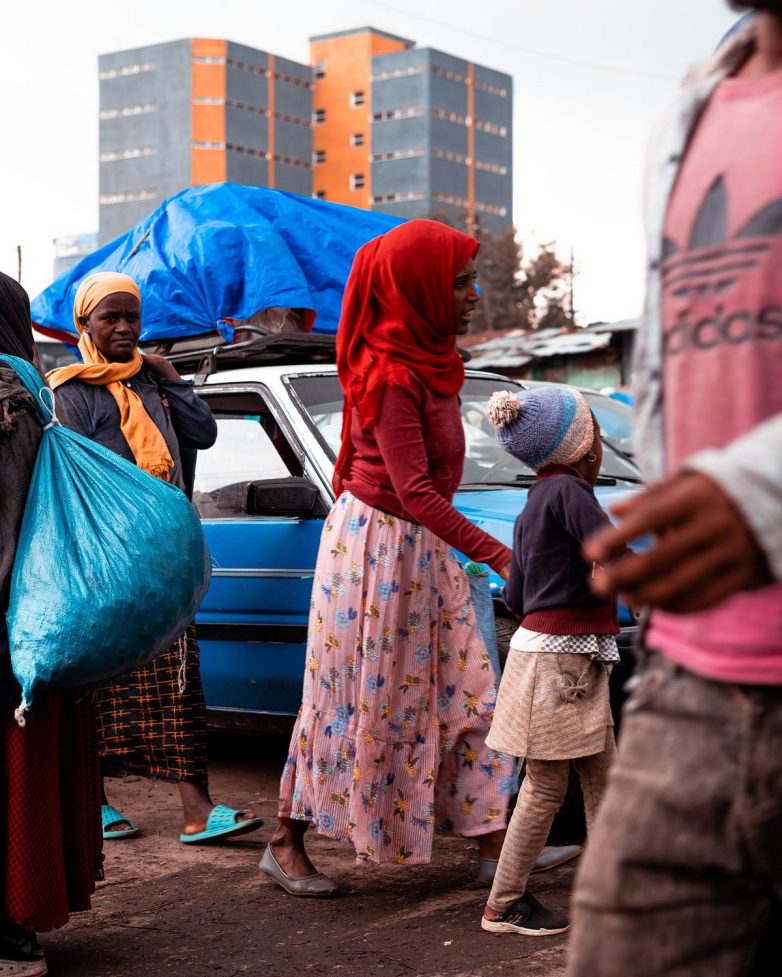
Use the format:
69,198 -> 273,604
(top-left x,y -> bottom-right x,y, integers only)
464,562 -> 502,682
0,354 -> 211,720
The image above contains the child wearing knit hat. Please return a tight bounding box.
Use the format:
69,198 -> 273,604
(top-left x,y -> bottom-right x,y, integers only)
480,386 -> 620,938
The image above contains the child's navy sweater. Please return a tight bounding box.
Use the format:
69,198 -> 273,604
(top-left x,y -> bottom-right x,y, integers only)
502,466 -> 619,635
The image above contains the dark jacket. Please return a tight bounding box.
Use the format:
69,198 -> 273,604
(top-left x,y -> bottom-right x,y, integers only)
55,366 -> 216,497
502,467 -> 618,635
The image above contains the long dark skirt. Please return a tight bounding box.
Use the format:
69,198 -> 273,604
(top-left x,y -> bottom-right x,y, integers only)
0,656 -> 102,932
96,625 -> 208,784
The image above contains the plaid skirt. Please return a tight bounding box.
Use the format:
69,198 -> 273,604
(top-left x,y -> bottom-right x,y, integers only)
96,624 -> 208,784
279,493 -> 514,866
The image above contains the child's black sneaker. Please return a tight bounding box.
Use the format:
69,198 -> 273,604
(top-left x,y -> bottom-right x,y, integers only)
481,891 -> 569,936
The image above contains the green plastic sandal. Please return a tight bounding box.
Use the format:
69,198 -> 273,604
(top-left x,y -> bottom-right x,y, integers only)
102,803 -> 139,840
179,804 -> 263,845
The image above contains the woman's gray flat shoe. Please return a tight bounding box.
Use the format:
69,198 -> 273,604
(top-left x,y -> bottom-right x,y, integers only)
530,844 -> 583,874
259,844 -> 343,897
476,844 -> 583,886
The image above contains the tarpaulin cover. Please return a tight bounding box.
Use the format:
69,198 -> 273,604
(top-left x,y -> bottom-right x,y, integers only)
0,354 -> 211,717
30,183 -> 405,344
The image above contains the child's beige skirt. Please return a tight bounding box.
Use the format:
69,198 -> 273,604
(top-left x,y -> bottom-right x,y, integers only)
486,626 -> 614,760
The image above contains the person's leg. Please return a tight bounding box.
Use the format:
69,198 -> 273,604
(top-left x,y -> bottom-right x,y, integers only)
572,728 -> 616,832
268,816 -> 318,878
568,656 -> 779,977
484,759 -> 569,915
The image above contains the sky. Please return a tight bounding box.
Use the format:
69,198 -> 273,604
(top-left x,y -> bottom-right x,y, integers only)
0,0 -> 738,324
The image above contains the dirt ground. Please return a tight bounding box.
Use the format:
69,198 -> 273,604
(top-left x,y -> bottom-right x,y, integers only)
45,734 -> 575,977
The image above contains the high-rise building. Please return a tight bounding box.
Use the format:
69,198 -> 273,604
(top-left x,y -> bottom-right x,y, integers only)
310,27 -> 513,230
98,39 -> 313,244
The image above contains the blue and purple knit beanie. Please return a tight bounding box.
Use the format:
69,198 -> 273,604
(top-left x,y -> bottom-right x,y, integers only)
486,387 -> 595,471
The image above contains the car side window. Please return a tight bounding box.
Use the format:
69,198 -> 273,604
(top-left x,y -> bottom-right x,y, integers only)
193,391 -> 304,518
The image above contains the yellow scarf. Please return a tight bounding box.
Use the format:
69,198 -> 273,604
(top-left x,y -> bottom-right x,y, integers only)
47,272 -> 175,481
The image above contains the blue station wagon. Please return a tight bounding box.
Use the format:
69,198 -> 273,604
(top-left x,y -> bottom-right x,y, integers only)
164,334 -> 643,731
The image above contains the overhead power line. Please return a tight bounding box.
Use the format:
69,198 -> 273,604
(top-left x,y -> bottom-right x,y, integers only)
367,0 -> 680,82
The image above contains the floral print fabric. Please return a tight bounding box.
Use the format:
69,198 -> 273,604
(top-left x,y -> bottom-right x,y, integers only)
278,493 -> 513,866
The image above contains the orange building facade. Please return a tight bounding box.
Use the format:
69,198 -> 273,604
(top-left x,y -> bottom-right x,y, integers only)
310,28 -> 411,208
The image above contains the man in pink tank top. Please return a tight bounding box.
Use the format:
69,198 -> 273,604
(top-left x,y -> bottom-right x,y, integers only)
568,6 -> 782,975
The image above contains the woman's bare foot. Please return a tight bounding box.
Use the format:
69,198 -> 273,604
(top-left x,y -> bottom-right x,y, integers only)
269,817 -> 318,878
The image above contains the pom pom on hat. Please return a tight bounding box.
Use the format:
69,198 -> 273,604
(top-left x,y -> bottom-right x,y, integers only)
486,385 -> 595,471
486,390 -> 523,429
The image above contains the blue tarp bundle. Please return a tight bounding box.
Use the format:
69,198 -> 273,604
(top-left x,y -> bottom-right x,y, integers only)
31,183 -> 405,344
0,354 -> 211,719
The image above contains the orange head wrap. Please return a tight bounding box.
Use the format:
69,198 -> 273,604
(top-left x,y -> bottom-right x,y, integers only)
48,272 -> 175,480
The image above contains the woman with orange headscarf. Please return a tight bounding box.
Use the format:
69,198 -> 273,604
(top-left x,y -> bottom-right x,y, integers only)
49,272 -> 263,846
261,220 -> 515,897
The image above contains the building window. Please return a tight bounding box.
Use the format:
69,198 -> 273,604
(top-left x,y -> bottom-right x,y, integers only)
315,190 -> 327,199
99,61 -> 155,81
192,55 -> 226,65
313,61 -> 326,81
99,103 -> 156,120
99,190 -> 156,205
100,146 -> 157,163
193,140 -> 226,150
433,64 -> 467,84
475,119 -> 508,137
372,191 -> 425,204
476,201 -> 508,217
475,159 -> 509,175
371,147 -> 426,162
371,65 -> 424,82
372,106 -> 424,122
432,106 -> 467,125
350,173 -> 365,191
314,108 -> 326,124
474,79 -> 509,97
350,90 -> 365,108
432,148 -> 469,165
350,132 -> 365,147
314,149 -> 327,165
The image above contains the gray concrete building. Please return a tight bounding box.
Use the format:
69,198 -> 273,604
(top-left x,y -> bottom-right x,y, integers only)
370,47 -> 512,230
310,28 -> 513,231
99,39 -> 312,244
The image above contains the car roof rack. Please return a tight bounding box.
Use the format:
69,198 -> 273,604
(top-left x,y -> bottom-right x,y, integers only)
141,327 -> 337,382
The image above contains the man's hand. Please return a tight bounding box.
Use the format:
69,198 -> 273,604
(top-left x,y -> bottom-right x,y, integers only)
142,353 -> 181,383
583,472 -> 771,614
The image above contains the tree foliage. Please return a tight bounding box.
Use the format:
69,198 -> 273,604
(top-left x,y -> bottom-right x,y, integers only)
473,227 -> 573,333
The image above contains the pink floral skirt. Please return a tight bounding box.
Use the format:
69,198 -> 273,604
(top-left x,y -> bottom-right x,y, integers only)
278,493 -> 514,866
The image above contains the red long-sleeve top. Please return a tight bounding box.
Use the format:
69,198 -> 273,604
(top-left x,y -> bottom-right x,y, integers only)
340,376 -> 511,573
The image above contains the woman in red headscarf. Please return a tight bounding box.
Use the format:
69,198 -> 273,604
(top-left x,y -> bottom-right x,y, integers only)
260,221 -> 515,897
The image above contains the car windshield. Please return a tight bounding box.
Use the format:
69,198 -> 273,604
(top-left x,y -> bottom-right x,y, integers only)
580,391 -> 634,459
289,374 -> 641,486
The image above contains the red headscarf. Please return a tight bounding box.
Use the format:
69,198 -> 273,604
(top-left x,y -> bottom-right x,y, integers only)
333,219 -> 479,493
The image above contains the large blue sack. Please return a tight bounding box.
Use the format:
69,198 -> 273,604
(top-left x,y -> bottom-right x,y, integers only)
0,354 -> 211,721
